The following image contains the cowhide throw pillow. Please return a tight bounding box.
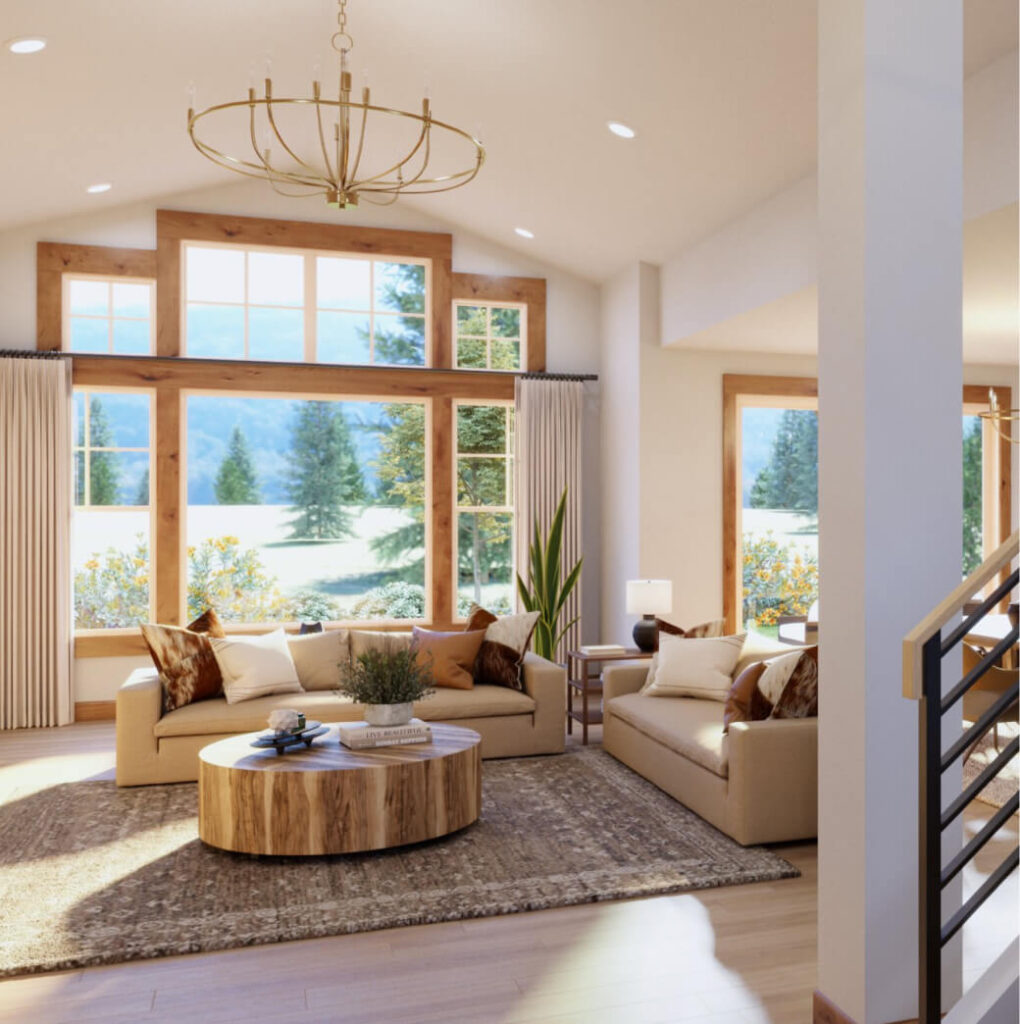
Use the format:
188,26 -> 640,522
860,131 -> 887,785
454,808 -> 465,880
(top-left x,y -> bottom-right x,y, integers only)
141,620 -> 224,713
656,617 -> 725,640
723,661 -> 771,732
464,604 -> 540,691
771,646 -> 819,719
185,606 -> 226,638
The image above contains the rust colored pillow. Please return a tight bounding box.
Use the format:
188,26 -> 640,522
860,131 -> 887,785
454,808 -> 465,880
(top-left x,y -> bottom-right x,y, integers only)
772,646 -> 819,720
465,605 -> 499,632
141,623 -> 224,713
187,607 -> 226,638
723,661 -> 770,732
412,627 -> 486,690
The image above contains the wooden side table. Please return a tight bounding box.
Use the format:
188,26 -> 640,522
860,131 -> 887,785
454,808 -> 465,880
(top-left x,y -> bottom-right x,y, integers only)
566,648 -> 654,745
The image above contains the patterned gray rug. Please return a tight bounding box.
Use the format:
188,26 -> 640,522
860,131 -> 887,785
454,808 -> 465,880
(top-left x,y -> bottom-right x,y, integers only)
0,747 -> 798,977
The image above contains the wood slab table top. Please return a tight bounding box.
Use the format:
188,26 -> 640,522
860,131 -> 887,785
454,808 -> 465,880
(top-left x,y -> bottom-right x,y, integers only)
198,722 -> 482,856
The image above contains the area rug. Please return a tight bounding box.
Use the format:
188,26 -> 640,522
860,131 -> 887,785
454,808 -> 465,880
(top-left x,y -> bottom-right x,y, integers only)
0,747 -> 798,977
962,721 -> 1019,809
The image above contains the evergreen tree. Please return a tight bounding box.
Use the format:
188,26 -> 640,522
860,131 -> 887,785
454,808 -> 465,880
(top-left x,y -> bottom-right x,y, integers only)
214,425 -> 261,504
748,409 -> 818,513
286,402 -> 364,539
135,468 -> 150,506
962,418 -> 982,575
370,404 -> 427,578
369,264 -> 427,366
88,397 -> 120,505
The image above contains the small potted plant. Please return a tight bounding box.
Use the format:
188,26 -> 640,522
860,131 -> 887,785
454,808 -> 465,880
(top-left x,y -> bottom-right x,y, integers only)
336,648 -> 435,726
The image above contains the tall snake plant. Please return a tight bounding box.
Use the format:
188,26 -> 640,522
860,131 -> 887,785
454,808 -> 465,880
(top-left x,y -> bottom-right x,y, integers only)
516,487 -> 583,662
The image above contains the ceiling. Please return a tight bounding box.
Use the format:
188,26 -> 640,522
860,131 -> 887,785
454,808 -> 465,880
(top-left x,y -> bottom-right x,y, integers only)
1,0 -> 1016,284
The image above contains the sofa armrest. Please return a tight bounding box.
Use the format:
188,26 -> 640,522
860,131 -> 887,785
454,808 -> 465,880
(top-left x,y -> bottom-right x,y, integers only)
116,668 -> 162,786
603,662 -> 650,703
522,652 -> 566,753
727,717 -> 817,844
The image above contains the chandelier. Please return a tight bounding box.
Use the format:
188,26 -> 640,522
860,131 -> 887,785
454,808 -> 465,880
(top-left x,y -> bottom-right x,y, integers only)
187,0 -> 485,209
979,388 -> 1019,444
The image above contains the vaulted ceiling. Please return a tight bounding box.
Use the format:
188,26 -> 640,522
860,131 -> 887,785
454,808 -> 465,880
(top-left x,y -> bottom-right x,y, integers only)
1,0 -> 1016,283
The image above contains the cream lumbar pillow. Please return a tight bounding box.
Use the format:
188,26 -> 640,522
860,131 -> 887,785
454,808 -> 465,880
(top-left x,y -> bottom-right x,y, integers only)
643,632 -> 747,701
210,628 -> 303,705
286,629 -> 350,691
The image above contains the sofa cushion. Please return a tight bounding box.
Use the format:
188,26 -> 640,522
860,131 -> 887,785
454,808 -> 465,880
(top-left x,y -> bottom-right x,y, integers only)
154,684 -> 535,738
210,629 -> 303,704
643,633 -> 746,702
350,630 -> 413,660
465,604 -> 540,691
140,622 -> 223,713
286,629 -> 350,691
412,627 -> 486,689
607,693 -> 729,778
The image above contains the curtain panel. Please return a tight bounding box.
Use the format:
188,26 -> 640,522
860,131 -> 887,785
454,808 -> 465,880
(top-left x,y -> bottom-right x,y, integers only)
514,378 -> 583,662
0,356 -> 73,728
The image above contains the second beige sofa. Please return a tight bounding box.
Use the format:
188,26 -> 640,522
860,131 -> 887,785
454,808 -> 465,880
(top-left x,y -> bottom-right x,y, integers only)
602,658 -> 817,846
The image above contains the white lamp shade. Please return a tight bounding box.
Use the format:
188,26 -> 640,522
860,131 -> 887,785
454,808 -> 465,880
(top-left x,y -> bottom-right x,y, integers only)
625,579 -> 672,616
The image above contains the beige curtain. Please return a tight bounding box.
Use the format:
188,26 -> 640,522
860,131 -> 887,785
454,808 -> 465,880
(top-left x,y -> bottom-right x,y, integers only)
514,377 -> 584,662
1,356 -> 73,729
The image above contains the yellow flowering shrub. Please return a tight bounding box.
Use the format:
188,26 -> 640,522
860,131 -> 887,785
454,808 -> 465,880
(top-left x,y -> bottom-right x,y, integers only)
742,532 -> 818,628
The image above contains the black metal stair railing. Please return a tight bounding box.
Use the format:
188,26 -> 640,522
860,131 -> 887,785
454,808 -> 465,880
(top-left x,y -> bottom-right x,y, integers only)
917,569 -> 1019,1024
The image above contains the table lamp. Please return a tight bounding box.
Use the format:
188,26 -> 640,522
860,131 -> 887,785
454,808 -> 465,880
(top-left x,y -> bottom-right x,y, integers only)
626,579 -> 673,652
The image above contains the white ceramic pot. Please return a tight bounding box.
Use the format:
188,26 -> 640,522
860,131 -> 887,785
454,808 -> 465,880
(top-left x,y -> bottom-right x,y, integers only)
363,701 -> 414,727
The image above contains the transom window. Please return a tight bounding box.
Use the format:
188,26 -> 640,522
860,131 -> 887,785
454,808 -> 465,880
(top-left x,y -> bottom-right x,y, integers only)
455,302 -> 525,370
64,276 -> 154,355
184,243 -> 428,366
455,402 -> 515,614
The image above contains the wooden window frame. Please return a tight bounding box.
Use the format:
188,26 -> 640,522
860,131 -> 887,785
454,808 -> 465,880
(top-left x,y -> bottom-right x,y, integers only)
453,298 -> 528,371
722,375 -> 1012,633
62,275 -> 156,355
38,211 -> 547,658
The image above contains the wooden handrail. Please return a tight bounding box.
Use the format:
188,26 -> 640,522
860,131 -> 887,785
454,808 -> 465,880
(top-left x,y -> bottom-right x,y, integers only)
903,529 -> 1019,699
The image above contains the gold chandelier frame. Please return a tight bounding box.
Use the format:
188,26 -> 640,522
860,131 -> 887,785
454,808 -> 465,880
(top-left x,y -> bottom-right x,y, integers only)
187,0 -> 485,209
978,388 -> 1020,444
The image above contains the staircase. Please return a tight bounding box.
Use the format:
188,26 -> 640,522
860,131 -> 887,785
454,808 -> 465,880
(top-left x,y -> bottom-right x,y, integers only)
903,530 -> 1019,1024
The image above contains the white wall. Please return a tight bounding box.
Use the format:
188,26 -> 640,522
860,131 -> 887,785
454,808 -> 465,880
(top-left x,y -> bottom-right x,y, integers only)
0,178 -> 601,702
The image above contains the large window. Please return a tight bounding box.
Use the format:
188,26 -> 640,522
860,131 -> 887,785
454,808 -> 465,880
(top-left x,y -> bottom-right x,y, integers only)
72,389 -> 153,628
724,376 -> 1013,633
740,404 -> 818,635
185,396 -> 427,623
184,244 -> 428,365
455,402 -> 515,614
64,276 -> 154,355
42,215 -> 546,654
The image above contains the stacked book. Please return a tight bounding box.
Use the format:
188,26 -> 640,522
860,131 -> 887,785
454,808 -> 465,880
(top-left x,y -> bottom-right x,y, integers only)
579,644 -> 627,656
338,719 -> 433,750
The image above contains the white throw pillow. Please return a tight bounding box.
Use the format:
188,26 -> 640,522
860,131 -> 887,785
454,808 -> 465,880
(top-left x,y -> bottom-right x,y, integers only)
286,629 -> 350,691
485,611 -> 540,654
210,629 -> 303,705
643,632 -> 747,701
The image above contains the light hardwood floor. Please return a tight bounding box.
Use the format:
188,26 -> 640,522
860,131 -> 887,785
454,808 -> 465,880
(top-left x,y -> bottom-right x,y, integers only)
0,723 -> 1014,1024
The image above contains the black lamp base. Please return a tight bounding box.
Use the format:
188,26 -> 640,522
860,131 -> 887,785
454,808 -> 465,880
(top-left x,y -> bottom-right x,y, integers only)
632,615 -> 658,653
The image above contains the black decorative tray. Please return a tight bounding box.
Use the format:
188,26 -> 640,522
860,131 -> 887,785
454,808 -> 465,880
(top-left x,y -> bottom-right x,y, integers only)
251,721 -> 327,755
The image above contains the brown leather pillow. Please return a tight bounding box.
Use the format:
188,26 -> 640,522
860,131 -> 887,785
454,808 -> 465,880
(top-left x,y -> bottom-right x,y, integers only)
141,623 -> 224,712
723,661 -> 770,732
412,627 -> 486,690
655,617 -> 725,647
772,646 -> 819,719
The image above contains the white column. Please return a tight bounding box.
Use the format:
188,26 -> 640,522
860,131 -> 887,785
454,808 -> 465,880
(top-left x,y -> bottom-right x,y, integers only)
817,0 -> 963,1021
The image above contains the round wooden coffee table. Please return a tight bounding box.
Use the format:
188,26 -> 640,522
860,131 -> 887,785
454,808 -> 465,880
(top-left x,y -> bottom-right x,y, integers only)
198,723 -> 482,856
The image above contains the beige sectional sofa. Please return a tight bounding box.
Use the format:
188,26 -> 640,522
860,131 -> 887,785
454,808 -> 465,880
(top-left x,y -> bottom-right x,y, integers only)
117,630 -> 565,786
602,659 -> 817,846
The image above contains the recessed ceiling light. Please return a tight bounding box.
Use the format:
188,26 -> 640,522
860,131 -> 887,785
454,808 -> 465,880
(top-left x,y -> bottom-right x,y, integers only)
514,227 -> 534,239
607,120 -> 636,139
86,183 -> 112,194
7,37 -> 47,54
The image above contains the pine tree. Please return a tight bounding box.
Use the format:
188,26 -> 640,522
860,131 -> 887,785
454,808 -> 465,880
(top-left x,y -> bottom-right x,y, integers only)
88,397 -> 120,505
369,264 -> 427,366
286,402 -> 364,539
214,425 -> 261,504
135,468 -> 150,506
748,409 -> 818,513
962,418 -> 982,574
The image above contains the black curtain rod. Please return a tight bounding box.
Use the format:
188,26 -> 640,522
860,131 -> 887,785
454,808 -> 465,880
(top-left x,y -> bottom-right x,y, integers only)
520,372 -> 598,382
0,349 -> 70,360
